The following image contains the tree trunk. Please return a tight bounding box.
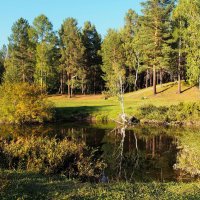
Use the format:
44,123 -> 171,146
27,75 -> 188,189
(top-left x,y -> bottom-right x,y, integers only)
160,70 -> 163,87
81,78 -> 85,95
60,75 -> 63,94
150,70 -> 152,87
156,71 -> 158,85
178,72 -> 181,94
146,69 -> 149,88
22,73 -> 25,83
71,84 -> 73,97
153,66 -> 156,95
60,70 -> 65,94
68,74 -> 71,98
152,137 -> 155,158
134,66 -> 139,91
93,76 -> 96,95
177,37 -> 182,94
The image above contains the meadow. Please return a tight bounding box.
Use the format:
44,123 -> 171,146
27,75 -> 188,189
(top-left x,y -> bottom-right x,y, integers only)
49,82 -> 200,123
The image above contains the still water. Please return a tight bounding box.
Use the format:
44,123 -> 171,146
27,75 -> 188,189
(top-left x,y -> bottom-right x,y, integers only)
0,122 -> 199,182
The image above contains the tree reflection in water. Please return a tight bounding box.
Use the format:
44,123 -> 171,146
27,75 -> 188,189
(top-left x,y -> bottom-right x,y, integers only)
1,123 -> 200,182
102,125 -> 178,182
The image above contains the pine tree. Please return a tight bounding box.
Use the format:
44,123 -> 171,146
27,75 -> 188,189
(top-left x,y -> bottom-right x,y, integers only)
5,18 -> 35,83
184,0 -> 200,89
172,0 -> 188,93
59,18 -> 85,98
140,0 -> 174,95
82,21 -> 103,94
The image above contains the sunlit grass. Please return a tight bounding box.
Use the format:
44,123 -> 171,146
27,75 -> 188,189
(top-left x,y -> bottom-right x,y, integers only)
49,82 -> 200,121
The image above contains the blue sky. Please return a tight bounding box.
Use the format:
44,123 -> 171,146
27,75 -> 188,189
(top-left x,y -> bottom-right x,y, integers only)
0,0 -> 142,47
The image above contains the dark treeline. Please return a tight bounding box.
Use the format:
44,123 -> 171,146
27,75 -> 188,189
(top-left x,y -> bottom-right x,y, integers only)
0,0 -> 200,97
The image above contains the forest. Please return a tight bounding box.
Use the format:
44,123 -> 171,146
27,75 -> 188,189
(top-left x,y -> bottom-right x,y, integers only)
0,0 -> 200,98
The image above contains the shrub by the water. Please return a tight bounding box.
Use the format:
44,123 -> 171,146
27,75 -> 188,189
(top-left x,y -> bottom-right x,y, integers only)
0,83 -> 54,124
137,102 -> 200,124
0,136 -> 105,180
174,131 -> 200,176
137,104 -> 168,122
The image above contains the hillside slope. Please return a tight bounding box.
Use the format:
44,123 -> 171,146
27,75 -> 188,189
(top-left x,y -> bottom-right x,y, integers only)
49,82 -> 200,121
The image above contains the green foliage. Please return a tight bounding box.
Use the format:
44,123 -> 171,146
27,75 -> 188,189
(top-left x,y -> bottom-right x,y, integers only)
32,15 -> 59,93
4,18 -> 35,83
0,83 -> 54,124
140,0 -> 174,93
82,21 -> 103,93
137,102 -> 200,123
137,104 -> 169,121
0,45 -> 6,83
0,136 -> 105,179
59,18 -> 85,97
1,171 -> 200,200
122,9 -> 143,90
101,29 -> 125,96
175,131 -> 200,176
185,1 -> 200,85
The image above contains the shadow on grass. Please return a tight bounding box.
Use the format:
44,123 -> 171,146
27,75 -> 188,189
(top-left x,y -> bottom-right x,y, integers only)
157,83 -> 175,94
181,85 -> 195,93
55,105 -> 115,121
0,171 -> 78,200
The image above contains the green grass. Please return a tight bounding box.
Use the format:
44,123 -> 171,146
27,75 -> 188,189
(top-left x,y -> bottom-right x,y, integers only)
49,82 -> 200,122
1,170 -> 200,200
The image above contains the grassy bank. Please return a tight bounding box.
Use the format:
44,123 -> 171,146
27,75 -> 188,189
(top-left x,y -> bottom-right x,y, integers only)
0,171 -> 200,200
49,82 -> 200,123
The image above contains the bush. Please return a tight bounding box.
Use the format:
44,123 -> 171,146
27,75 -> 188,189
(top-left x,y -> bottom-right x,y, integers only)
137,102 -> 200,124
0,83 -> 54,124
0,136 -> 106,179
137,104 -> 168,121
168,102 -> 200,122
174,131 -> 200,176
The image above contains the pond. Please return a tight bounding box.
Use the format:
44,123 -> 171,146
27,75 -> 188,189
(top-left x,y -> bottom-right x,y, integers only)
0,122 -> 199,182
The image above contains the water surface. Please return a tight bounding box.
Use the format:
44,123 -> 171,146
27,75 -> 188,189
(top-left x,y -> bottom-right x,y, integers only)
0,122 -> 199,182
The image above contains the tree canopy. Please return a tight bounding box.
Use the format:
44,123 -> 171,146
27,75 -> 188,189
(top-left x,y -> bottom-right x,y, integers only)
1,0 -> 200,97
